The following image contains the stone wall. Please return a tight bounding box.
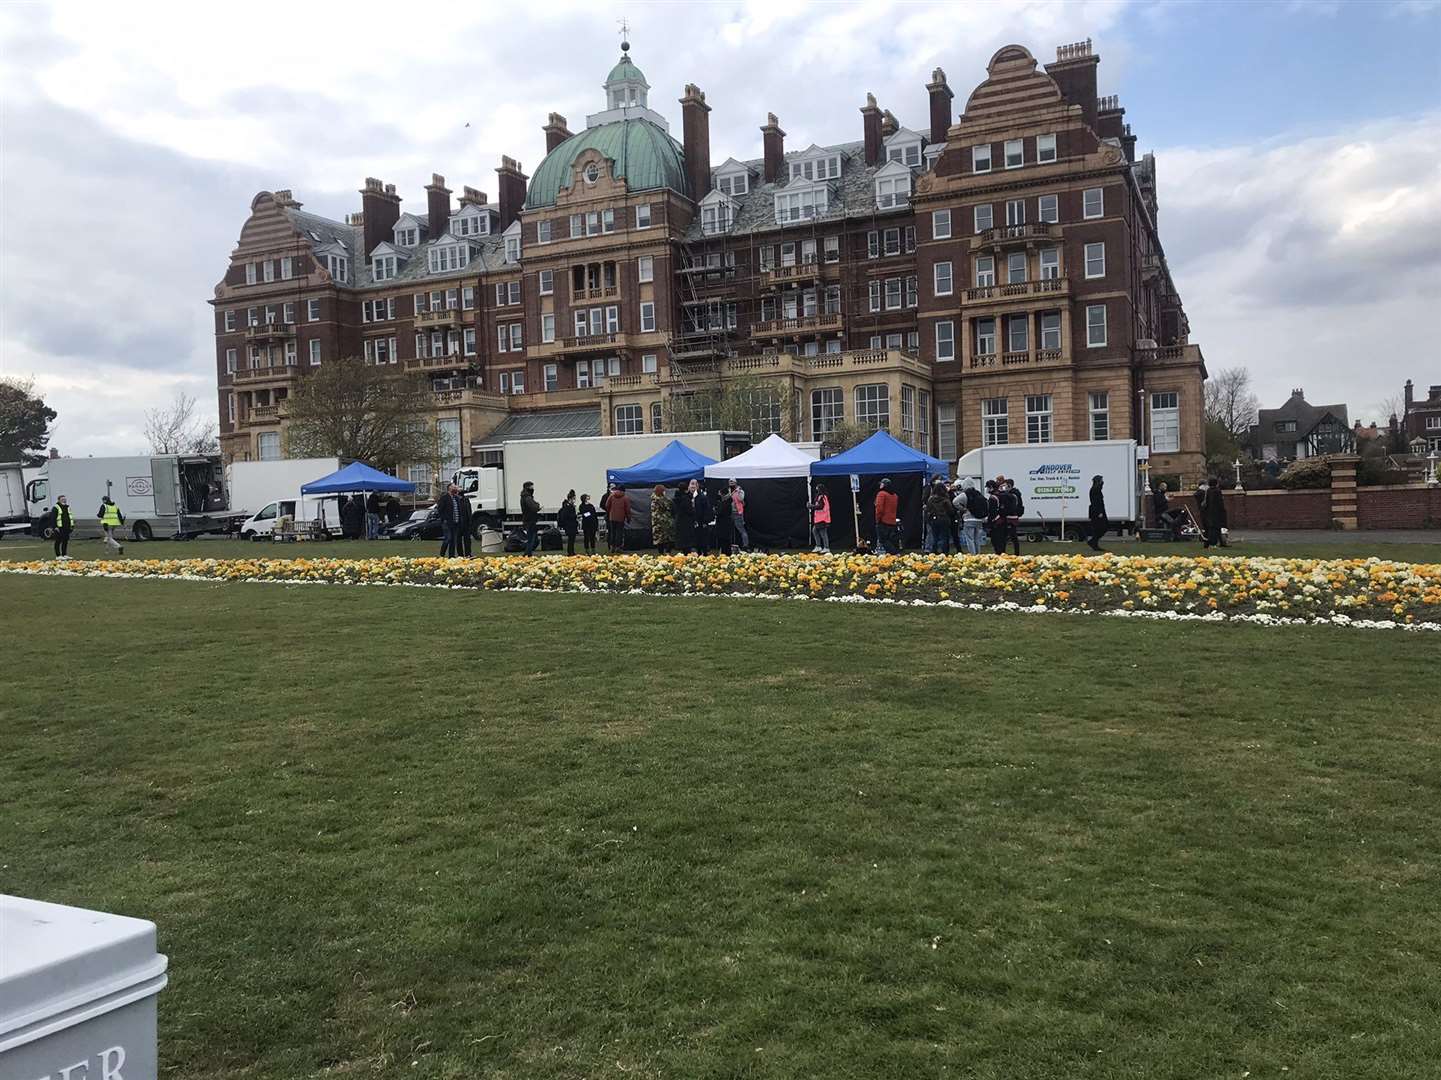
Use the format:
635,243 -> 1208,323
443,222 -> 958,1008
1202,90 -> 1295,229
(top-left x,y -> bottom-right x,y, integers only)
1176,484 -> 1439,531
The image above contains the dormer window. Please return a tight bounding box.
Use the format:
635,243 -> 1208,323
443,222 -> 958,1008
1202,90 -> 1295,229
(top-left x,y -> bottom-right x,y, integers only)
325,253 -> 349,283
701,202 -> 734,235
453,215 -> 488,237
789,154 -> 841,182
372,255 -> 398,281
428,242 -> 470,274
395,227 -> 419,248
887,143 -> 922,167
876,175 -> 910,209
775,186 -> 827,224
503,221 -> 522,263
716,173 -> 749,196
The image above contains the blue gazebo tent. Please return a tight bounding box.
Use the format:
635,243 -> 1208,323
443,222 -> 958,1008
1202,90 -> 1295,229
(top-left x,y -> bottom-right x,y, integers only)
810,431 -> 948,549
300,461 -> 417,495
809,430 -> 949,479
606,439 -> 717,487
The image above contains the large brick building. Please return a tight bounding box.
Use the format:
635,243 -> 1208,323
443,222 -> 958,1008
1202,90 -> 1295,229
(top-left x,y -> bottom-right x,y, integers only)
212,38 -> 1206,487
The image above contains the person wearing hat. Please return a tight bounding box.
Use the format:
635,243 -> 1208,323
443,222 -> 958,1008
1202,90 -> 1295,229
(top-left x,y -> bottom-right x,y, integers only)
991,476 -> 1022,555
874,477 -> 900,555
604,482 -> 631,553
722,478 -> 748,552
96,493 -> 125,555
50,495 -> 75,558
520,480 -> 541,556
1086,474 -> 1108,553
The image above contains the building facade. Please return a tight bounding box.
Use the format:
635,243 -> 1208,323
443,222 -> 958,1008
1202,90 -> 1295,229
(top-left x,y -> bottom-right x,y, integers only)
212,38 -> 1206,487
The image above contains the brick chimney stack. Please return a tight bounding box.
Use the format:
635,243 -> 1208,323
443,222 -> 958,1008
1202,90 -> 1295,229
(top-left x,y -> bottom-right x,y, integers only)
425,173 -> 452,240
680,84 -> 712,201
761,113 -> 785,184
880,109 -> 899,138
1045,38 -> 1100,131
1405,379 -> 1414,408
495,156 -> 528,232
543,112 -> 572,153
926,68 -> 953,144
861,93 -> 882,166
459,186 -> 488,208
359,178 -> 401,256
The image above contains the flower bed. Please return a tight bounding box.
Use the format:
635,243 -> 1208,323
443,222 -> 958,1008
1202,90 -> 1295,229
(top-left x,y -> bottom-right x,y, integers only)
5,552 -> 1440,631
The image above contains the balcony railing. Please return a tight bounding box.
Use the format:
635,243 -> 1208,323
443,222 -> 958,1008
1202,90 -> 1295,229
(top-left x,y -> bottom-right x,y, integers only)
974,222 -> 1059,247
970,347 -> 1069,370
749,312 -> 844,338
244,322 -> 297,341
1141,253 -> 1162,280
572,286 -> 620,302
964,278 -> 1069,303
433,387 -> 507,408
760,261 -> 831,287
415,308 -> 461,327
232,365 -> 299,384
558,331 -> 629,355
606,373 -> 661,390
660,348 -> 928,384
404,352 -> 470,372
1135,343 -> 1203,366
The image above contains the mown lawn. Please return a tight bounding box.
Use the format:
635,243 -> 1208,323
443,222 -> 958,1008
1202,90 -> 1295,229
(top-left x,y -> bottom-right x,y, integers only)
3,574 -> 1439,1079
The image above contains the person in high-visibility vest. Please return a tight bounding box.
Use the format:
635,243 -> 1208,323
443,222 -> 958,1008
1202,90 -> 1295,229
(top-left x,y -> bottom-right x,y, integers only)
97,495 -> 125,555
51,496 -> 75,558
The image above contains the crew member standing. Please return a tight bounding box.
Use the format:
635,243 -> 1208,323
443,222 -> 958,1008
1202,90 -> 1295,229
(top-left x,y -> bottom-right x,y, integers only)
874,478 -> 900,555
1203,477 -> 1228,548
520,481 -> 542,556
1086,474 -> 1108,552
51,496 -> 74,558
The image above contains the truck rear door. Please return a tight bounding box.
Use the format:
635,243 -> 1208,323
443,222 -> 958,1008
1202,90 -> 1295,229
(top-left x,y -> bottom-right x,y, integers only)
150,459 -> 178,517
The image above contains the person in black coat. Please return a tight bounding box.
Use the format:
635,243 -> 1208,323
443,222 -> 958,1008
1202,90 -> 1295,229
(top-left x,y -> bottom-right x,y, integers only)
579,494 -> 600,554
673,482 -> 694,552
687,479 -> 713,555
558,489 -> 579,555
50,496 -> 74,558
340,495 -> 365,540
1086,474 -> 1108,552
435,484 -> 472,557
1203,477 -> 1228,548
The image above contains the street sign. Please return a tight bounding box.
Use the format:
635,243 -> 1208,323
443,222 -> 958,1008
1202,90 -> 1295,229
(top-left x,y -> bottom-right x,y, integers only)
849,473 -> 860,493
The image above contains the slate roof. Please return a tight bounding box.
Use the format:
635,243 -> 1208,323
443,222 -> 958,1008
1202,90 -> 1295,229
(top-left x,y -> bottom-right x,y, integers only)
1247,392 -> 1350,450
684,140 -> 913,242
284,206 -> 511,290
478,408 -> 603,444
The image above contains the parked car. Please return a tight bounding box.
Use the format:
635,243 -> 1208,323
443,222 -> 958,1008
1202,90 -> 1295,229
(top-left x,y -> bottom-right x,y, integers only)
384,506 -> 443,541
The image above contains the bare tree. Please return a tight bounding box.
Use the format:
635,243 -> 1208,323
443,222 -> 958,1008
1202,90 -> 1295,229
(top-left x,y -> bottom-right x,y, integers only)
1204,366 -> 1260,441
144,391 -> 218,455
664,377 -> 798,441
283,359 -> 443,473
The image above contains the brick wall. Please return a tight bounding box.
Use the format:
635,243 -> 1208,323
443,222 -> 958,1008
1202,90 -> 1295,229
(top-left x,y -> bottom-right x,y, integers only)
1357,485 -> 1441,529
1175,485 -> 1440,530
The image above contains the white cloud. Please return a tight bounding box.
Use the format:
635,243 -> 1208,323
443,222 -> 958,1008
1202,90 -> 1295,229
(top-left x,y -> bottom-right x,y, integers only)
1156,114 -> 1441,422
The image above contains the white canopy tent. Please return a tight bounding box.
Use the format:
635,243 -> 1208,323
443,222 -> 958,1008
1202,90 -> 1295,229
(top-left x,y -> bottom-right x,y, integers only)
703,434 -> 817,480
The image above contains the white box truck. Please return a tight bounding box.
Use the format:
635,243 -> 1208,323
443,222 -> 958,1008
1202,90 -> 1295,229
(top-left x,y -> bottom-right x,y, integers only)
227,457 -> 345,539
0,462 -> 29,536
452,430 -> 751,535
24,454 -> 244,541
956,440 -> 1142,537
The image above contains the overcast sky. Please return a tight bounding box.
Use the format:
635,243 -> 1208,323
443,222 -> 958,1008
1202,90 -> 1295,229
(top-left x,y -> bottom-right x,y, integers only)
2,0 -> 1438,456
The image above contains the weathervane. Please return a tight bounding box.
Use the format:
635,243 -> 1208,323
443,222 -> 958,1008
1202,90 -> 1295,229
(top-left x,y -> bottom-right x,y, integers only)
618,16 -> 631,51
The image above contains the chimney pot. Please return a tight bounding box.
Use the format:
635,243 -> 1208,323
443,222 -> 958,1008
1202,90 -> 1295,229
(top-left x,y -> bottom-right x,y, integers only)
358,178 -> 401,255
543,112 -> 573,153
1045,43 -> 1101,130
760,113 -> 786,184
926,69 -> 954,144
425,173 -> 453,240
860,95 -> 883,167
680,83 -> 713,200
495,156 -> 528,232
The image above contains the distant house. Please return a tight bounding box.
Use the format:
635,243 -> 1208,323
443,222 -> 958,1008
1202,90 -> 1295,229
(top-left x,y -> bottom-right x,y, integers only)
1246,387 -> 1353,462
1401,379 -> 1441,454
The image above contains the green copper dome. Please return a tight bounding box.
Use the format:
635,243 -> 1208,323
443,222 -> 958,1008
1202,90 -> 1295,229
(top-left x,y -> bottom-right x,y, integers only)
524,118 -> 687,209
606,55 -> 647,86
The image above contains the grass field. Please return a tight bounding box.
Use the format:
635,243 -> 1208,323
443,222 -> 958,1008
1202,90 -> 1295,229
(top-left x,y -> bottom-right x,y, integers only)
3,533 -> 1439,565
4,571 -> 1439,1079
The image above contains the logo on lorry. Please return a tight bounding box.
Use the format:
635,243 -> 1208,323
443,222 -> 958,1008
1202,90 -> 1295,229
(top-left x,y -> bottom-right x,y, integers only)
1027,462 -> 1082,501
125,476 -> 152,497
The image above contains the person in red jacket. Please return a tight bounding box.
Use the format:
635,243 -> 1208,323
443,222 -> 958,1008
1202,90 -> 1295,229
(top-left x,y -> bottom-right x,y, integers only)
605,483 -> 631,552
874,477 -> 900,554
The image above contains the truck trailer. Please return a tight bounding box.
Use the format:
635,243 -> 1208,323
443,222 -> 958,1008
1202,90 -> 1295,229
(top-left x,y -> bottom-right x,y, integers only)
24,454 -> 242,540
956,440 -> 1143,537
452,430 -> 751,536
226,457 -> 345,539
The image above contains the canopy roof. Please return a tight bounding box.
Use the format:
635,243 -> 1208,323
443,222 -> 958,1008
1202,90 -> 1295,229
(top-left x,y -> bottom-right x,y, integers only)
810,430 -> 949,478
300,461 -> 416,495
704,434 -> 816,480
607,439 -> 717,487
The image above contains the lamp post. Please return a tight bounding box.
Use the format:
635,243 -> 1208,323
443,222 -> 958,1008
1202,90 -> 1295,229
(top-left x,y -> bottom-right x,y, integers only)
1233,457 -> 1244,491
1138,387 -> 1147,529
1428,450 -> 1439,486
